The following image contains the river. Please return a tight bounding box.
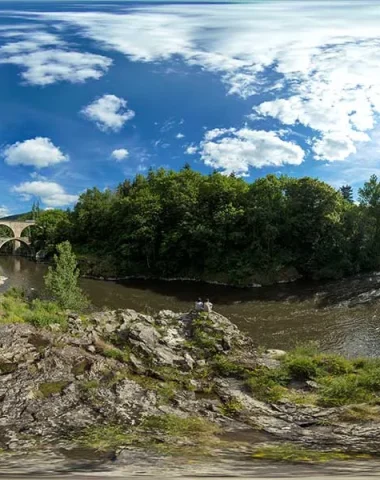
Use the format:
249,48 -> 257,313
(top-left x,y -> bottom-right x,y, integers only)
1,256 -> 380,357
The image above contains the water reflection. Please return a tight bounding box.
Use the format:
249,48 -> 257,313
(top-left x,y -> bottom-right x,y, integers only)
1,256 -> 380,357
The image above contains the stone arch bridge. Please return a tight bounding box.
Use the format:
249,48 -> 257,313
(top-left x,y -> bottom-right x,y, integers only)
0,220 -> 36,254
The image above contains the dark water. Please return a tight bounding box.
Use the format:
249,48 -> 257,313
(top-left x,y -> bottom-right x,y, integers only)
2,256 -> 380,357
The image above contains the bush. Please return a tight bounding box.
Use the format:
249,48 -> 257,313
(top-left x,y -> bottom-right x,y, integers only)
284,355 -> 320,381
246,367 -> 290,402
318,375 -> 374,407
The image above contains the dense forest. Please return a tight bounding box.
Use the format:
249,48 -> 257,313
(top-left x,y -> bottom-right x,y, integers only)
27,167 -> 380,285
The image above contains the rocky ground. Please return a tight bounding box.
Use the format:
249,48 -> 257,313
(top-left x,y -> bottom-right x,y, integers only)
0,307 -> 379,467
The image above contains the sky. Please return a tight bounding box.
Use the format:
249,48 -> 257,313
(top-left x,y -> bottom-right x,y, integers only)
1,0 -> 380,214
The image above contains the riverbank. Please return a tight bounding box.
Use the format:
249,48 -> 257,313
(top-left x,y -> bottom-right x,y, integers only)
0,292 -> 380,464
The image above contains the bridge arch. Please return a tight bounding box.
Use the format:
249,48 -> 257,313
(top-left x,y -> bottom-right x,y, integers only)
0,223 -> 16,238
0,238 -> 32,251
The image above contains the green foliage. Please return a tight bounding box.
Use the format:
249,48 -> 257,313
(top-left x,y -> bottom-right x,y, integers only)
102,347 -> 129,362
30,168 -> 380,285
220,399 -> 244,416
252,444 -> 369,463
248,347 -> 380,408
45,241 -> 89,311
212,354 -> 247,377
0,291 -> 66,327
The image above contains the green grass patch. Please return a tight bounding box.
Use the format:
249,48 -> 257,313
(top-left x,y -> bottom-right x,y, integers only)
142,414 -> 220,438
0,292 -> 66,328
220,399 -> 244,416
252,443 -> 371,463
76,425 -> 137,451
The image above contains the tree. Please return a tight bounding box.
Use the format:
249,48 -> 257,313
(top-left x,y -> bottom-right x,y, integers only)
340,185 -> 354,203
45,241 -> 89,310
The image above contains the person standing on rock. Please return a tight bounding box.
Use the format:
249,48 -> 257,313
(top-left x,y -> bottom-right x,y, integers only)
195,298 -> 204,311
204,298 -> 213,313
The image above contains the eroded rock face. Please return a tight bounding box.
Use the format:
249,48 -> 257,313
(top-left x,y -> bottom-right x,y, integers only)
0,308 -> 378,454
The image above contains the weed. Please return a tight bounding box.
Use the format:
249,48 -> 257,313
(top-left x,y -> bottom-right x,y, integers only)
37,381 -> 70,398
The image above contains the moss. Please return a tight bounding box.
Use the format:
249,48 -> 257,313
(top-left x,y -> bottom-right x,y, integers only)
72,358 -> 92,376
0,362 -> 18,374
142,414 -> 220,438
37,381 -> 70,398
252,444 -> 371,463
80,379 -> 100,391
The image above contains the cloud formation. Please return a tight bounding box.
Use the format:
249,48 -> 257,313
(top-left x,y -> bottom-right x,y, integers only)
111,148 -> 129,161
23,2 -> 380,165
0,29 -> 111,85
12,181 -> 78,207
200,128 -> 304,176
82,94 -> 135,132
3,137 -> 69,168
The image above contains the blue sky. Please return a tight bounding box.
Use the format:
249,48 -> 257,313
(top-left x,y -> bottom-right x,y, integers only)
1,0 -> 380,213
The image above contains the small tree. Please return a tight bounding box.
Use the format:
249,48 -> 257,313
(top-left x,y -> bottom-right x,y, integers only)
45,241 -> 89,310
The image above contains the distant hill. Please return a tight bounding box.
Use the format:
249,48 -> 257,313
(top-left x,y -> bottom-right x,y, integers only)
0,212 -> 33,221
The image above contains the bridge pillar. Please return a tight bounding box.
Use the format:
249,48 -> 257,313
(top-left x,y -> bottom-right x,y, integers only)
13,240 -> 21,255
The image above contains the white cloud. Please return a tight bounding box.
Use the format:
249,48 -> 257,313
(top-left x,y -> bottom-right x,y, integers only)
22,2 -> 380,163
0,29 -> 111,85
3,137 -> 69,169
82,94 -> 135,132
185,145 -> 198,155
0,206 -> 10,218
199,128 -> 304,176
111,148 -> 129,161
12,181 -> 78,207
176,133 -> 185,139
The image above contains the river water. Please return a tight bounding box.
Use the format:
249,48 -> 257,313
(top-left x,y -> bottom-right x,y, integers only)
2,256 -> 380,357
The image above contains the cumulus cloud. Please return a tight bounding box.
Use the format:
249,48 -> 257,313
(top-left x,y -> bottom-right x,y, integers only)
176,133 -> 185,139
12,181 -> 78,207
0,29 -> 111,85
21,1 -> 380,163
199,128 -> 304,176
3,137 -> 69,168
82,94 -> 135,132
111,148 -> 129,161
185,145 -> 198,155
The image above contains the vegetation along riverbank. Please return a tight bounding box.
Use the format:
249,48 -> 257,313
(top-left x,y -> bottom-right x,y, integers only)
14,168 -> 380,286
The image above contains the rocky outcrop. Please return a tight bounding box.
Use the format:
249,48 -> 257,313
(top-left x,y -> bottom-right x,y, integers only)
0,308 -> 379,454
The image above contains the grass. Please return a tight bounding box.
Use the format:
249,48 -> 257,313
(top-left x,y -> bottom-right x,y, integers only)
252,444 -> 371,463
338,405 -> 380,423
76,425 -> 137,451
0,290 -> 66,328
246,344 -> 380,408
142,414 -> 221,438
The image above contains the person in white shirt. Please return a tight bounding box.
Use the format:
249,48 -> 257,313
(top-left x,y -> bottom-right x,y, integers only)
195,298 -> 204,311
204,298 -> 213,313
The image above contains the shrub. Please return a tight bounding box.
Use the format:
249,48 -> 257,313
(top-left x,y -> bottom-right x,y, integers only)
284,355 -> 320,381
246,367 -> 290,402
45,241 -> 89,311
318,375 -> 374,407
212,354 -> 247,377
